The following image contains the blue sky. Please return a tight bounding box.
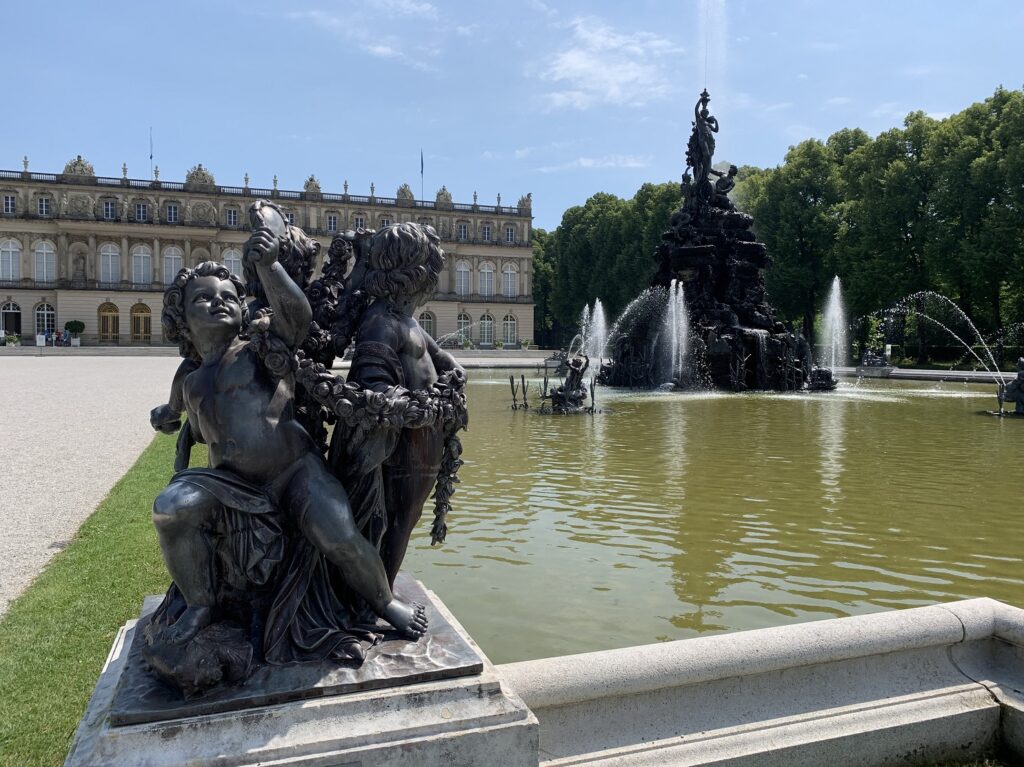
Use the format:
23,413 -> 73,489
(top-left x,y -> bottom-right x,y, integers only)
3,0 -> 1022,230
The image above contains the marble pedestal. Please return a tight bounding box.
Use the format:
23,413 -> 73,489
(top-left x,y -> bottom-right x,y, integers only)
66,578 -> 538,767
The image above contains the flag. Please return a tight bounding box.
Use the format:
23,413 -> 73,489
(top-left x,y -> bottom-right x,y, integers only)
420,149 -> 424,175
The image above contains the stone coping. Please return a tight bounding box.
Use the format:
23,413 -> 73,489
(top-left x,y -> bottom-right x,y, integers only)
498,598 -> 1020,711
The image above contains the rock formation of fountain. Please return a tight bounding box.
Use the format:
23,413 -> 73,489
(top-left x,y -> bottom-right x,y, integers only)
604,89 -> 811,391
819,276 -> 848,371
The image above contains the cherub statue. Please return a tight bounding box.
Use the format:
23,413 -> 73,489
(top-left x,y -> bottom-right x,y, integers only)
330,223 -> 467,585
145,210 -> 427,695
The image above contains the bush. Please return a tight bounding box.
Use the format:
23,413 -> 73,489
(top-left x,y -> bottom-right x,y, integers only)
64,320 -> 85,336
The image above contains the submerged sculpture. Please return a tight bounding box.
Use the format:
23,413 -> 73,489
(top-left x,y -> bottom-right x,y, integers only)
544,354 -> 593,414
998,358 -> 1024,415
145,201 -> 466,696
604,90 -> 811,391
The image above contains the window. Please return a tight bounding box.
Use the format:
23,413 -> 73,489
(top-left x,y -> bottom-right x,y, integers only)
455,260 -> 471,296
166,204 -> 179,223
222,248 -> 243,278
418,312 -> 434,338
379,217 -> 391,228
103,200 -> 117,220
481,224 -> 492,241
479,313 -> 494,345
226,209 -> 239,227
0,239 -> 21,280
163,246 -> 184,285
130,304 -> 151,342
3,195 -> 15,214
503,264 -> 519,298
505,225 -> 515,243
132,245 -> 153,285
37,197 -> 51,216
285,212 -> 295,225
457,312 -> 471,341
135,202 -> 148,222
479,263 -> 495,297
503,314 -> 518,345
327,214 -> 338,232
457,223 -> 468,241
0,301 -> 21,335
35,302 -> 56,335
98,302 -> 119,342
34,242 -> 56,283
353,215 -> 365,229
99,243 -> 120,284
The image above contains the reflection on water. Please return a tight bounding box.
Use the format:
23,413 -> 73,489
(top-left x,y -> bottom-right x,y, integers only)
402,372 -> 1024,663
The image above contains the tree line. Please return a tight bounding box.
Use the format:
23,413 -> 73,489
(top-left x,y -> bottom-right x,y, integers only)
533,87 -> 1024,359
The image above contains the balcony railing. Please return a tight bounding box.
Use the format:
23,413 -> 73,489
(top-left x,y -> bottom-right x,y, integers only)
1,170 -> 533,217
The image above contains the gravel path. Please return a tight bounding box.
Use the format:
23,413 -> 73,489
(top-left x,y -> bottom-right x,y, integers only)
0,357 -> 181,616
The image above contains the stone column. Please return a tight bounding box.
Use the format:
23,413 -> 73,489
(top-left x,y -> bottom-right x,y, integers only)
121,236 -> 130,284
87,235 -> 96,281
21,233 -> 32,280
58,233 -> 68,280
184,239 -> 192,267
211,242 -> 221,262
153,237 -> 160,285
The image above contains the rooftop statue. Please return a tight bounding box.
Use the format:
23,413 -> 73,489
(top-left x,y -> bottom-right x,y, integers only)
144,200 -> 466,697
62,154 -> 95,176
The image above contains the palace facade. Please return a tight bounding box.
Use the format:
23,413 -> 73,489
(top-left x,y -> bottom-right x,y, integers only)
0,157 -> 534,347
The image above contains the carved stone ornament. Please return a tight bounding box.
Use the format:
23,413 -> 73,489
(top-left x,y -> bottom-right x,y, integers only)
303,175 -> 321,194
435,186 -> 453,208
517,193 -> 532,210
69,194 -> 92,216
63,155 -> 95,176
185,164 -> 216,188
191,201 -> 217,224
396,183 -> 415,204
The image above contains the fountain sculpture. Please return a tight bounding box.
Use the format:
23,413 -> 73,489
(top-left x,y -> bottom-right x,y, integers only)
604,90 -> 812,391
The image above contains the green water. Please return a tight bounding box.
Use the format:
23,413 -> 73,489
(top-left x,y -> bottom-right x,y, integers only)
403,370 -> 1024,664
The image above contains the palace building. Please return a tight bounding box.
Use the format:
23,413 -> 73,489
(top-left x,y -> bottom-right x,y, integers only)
0,156 -> 534,347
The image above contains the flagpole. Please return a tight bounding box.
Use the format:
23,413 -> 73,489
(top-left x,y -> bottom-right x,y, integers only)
149,127 -> 154,179
420,148 -> 424,206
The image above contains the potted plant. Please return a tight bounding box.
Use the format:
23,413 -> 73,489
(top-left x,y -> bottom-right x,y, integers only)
461,337 -> 472,350
495,340 -> 504,350
4,333 -> 20,347
65,320 -> 85,347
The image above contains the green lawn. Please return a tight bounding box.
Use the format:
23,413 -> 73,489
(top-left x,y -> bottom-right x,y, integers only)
0,433 -> 197,767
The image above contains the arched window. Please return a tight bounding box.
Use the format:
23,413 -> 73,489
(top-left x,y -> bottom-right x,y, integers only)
418,311 -> 435,338
479,262 -> 495,298
457,312 -> 471,341
163,246 -> 184,285
35,302 -> 56,335
1,301 -> 22,335
455,260 -> 471,296
130,303 -> 152,342
502,264 -> 519,298
131,244 -> 153,285
98,303 -> 119,342
99,243 -> 120,284
479,313 -> 494,345
0,239 -> 21,281
34,241 -> 56,283
222,248 -> 243,278
503,313 -> 518,345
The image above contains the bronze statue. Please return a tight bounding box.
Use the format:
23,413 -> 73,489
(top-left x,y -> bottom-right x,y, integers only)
998,358 -> 1024,414
145,201 -> 465,697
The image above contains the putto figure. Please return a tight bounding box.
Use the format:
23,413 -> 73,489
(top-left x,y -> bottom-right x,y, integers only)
331,223 -> 467,585
145,212 -> 433,695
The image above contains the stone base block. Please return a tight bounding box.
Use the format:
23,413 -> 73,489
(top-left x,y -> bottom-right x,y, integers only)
66,582 -> 537,767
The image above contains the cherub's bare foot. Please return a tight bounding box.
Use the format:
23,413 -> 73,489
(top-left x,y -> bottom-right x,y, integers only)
161,605 -> 212,645
382,599 -> 428,639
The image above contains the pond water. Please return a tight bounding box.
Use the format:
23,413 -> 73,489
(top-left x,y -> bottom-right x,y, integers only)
402,369 -> 1024,664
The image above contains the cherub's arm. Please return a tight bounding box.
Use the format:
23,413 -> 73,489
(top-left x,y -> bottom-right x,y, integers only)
425,332 -> 465,382
245,226 -> 312,349
150,358 -> 199,434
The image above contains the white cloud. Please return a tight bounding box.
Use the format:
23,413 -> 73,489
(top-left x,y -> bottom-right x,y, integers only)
825,96 -> 851,106
368,0 -> 437,18
528,0 -> 557,17
537,16 -> 683,110
514,147 -> 533,160
797,73 -> 809,80
870,102 -> 906,120
926,111 -> 951,120
808,41 -> 846,51
537,154 -> 652,173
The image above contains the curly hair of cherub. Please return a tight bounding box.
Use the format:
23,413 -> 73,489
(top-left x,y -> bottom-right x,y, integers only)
363,223 -> 445,302
162,261 -> 248,360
